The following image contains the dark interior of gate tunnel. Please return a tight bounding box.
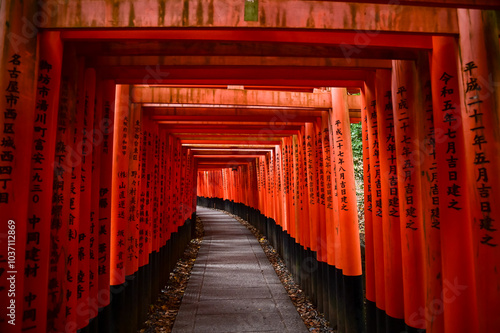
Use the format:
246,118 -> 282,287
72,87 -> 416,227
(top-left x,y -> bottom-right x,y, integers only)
2,2 -> 499,332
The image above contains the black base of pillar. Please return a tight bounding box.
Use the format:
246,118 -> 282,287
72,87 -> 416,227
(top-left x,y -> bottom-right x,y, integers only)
386,314 -> 407,333
76,215 -> 195,333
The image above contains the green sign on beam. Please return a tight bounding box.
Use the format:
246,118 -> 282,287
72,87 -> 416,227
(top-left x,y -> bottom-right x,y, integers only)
244,0 -> 258,21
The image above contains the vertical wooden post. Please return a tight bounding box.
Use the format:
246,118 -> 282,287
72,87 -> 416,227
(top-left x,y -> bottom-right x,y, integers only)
110,85 -> 131,287
457,9 -> 500,332
48,47 -> 80,333
361,91 -> 376,332
321,113 -> 335,268
76,67 -> 96,329
432,37 -> 477,332
65,57 -> 86,332
375,69 -> 405,331
330,88 -> 364,333
298,130 -> 310,251
391,60 -> 426,332
22,31 -> 63,333
292,135 -> 302,245
139,115 -> 153,269
315,119 -> 328,264
363,72 -> 387,332
88,76 -> 104,323
305,123 -> 319,254
97,80 -> 115,309
416,52 -> 444,333
328,103 -> 344,331
126,103 -> 142,277
0,2 -> 38,330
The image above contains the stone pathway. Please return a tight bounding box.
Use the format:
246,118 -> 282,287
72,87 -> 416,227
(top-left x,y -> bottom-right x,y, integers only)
172,207 -> 308,333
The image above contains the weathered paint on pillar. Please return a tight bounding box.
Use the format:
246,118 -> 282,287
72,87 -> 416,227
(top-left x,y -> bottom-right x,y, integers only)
458,8 -> 499,331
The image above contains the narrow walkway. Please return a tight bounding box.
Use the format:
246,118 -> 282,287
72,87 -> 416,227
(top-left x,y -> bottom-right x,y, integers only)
172,207 -> 308,333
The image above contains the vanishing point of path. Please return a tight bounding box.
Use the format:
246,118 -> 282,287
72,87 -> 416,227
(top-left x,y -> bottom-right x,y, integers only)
172,207 -> 309,333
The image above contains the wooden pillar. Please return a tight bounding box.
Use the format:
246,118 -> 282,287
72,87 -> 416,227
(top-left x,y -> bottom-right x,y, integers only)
76,67 -> 96,329
88,75 -> 105,322
315,119 -> 328,264
321,113 -> 335,268
305,123 -> 319,253
298,129 -> 311,250
330,88 -> 364,333
65,57 -> 86,332
391,60 -> 426,332
269,148 -> 276,222
328,103 -> 344,331
151,127 -> 160,249
375,69 -> 405,331
22,31 -> 63,333
276,143 -> 284,227
126,103 -> 142,277
48,47 -> 80,333
361,95 -> 376,332
284,137 -> 293,234
97,80 -> 116,310
110,85 -> 131,287
457,9 -> 500,332
363,72 -> 387,332
292,135 -> 302,244
139,114 -> 153,269
416,52 -> 444,333
0,1 -> 38,330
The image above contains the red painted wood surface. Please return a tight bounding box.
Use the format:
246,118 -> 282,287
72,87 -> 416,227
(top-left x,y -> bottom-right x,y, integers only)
364,72 -> 386,315
97,80 -> 116,308
375,69 -> 405,322
22,31 -> 63,333
458,9 -> 500,332
330,88 -> 362,278
391,60 -> 426,330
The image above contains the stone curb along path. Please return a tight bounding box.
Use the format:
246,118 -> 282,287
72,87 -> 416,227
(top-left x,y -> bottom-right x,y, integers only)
172,207 -> 309,333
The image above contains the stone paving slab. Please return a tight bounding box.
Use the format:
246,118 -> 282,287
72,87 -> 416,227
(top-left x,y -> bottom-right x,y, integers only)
172,207 -> 308,333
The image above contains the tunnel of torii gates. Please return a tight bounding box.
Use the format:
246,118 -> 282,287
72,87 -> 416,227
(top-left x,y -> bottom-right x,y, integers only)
1,1 -> 500,333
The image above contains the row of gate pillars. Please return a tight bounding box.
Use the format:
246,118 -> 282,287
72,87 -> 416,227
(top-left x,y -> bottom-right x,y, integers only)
0,28 -> 200,333
195,25 -> 500,333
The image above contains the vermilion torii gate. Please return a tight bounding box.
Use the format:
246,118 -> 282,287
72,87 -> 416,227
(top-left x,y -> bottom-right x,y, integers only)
1,1 -> 499,332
